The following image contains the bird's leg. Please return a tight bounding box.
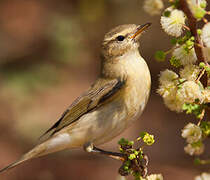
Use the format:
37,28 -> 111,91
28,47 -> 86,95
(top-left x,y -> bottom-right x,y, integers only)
83,142 -> 125,161
84,143 -> 149,178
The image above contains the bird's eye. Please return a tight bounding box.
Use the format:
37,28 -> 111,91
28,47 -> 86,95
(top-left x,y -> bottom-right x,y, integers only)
116,35 -> 125,41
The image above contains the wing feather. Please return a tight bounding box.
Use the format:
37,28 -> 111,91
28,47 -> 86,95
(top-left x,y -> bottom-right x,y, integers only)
40,78 -> 125,138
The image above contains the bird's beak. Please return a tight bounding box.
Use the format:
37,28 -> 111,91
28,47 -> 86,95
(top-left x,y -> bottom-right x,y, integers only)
130,23 -> 151,40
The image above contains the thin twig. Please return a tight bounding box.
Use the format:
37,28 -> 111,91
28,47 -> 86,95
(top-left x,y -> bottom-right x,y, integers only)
179,0 -> 209,86
196,69 -> 205,83
182,24 -> 191,31
202,17 -> 208,24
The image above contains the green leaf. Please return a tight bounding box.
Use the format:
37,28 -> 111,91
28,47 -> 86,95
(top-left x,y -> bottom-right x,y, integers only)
155,51 -> 166,62
128,141 -> 134,146
194,158 -> 201,165
118,138 -> 134,148
200,2 -> 207,9
200,121 -> 210,137
124,166 -> 129,170
177,32 -> 192,45
124,160 -> 131,166
164,10 -> 171,17
194,158 -> 210,165
170,38 -> 177,45
199,62 -> 205,68
170,56 -> 181,67
178,78 -> 185,83
132,171 -> 142,180
191,141 -> 202,148
197,29 -> 202,35
134,150 -> 139,156
170,0 -> 180,8
182,103 -> 204,119
200,63 -> 210,75
118,138 -> 129,146
119,147 -> 123,152
194,7 -> 206,19
186,39 -> 194,47
182,38 -> 194,53
139,132 -> 147,139
128,153 -> 136,160
186,31 -> 192,38
206,67 -> 210,76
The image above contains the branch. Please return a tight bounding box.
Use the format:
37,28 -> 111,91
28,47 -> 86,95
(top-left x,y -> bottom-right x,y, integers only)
179,0 -> 209,87
179,0 -> 210,119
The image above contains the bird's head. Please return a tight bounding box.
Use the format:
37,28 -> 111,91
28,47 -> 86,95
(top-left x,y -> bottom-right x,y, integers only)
101,23 -> 151,60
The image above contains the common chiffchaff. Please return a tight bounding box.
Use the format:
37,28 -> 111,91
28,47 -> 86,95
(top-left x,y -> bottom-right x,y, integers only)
0,23 -> 151,173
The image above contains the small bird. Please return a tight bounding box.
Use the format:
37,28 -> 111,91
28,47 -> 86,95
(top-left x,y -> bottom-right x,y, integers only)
0,23 -> 151,173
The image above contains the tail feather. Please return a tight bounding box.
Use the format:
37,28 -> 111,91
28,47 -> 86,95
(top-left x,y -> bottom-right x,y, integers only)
0,156 -> 26,173
0,132 -> 73,173
0,142 -> 47,173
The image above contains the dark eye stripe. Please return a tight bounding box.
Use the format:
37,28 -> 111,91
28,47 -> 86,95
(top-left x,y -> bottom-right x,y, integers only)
116,35 -> 125,41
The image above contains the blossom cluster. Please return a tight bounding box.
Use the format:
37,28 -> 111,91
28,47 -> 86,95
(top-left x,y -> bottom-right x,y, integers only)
143,0 -> 210,178
154,0 -> 210,161
157,65 -> 209,113
145,174 -> 163,180
195,172 -> 210,180
154,0 -> 210,115
117,174 -> 163,180
182,123 -> 204,156
143,0 -> 164,16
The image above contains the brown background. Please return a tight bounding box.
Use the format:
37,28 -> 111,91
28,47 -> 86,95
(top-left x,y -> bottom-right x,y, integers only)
0,0 -> 209,179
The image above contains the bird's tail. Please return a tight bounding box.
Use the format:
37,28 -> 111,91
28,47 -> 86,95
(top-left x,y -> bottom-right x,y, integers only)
0,132 -> 75,173
0,156 -> 28,173
0,141 -> 47,173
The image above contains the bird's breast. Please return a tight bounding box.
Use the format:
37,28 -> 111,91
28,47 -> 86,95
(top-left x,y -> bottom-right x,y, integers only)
93,54 -> 151,144
122,54 -> 151,126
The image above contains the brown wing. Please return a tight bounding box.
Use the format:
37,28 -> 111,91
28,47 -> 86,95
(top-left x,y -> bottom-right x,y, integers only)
40,78 -> 125,138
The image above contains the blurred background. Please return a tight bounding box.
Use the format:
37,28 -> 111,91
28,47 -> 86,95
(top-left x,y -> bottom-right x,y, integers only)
0,0 -> 209,179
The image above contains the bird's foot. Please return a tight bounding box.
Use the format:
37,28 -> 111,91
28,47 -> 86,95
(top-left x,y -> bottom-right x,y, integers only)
83,142 -> 149,178
83,142 -> 125,161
